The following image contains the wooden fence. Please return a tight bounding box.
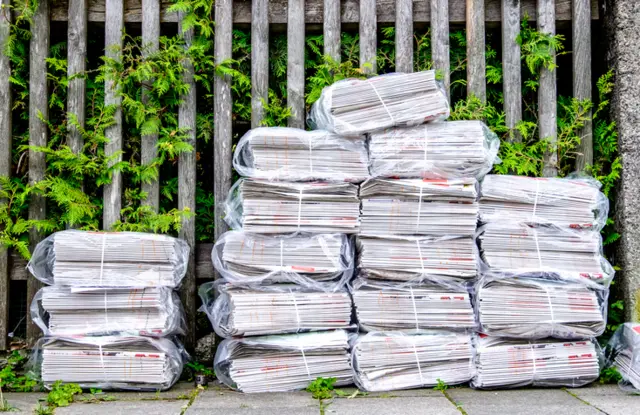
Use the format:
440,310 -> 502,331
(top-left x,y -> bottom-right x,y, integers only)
0,0 -> 600,349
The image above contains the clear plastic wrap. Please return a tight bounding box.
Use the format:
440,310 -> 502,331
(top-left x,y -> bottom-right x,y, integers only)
308,71 -> 450,136
606,323 -> 640,392
475,275 -> 607,339
31,286 -> 185,337
359,178 -> 479,237
477,222 -> 614,287
211,231 -> 354,290
369,121 -> 500,180
479,175 -> 609,231
233,127 -> 369,183
199,282 -> 354,338
351,278 -> 476,332
214,330 -> 353,393
471,335 -> 600,389
29,335 -> 185,391
27,230 -> 190,288
357,235 -> 477,282
351,331 -> 475,391
224,179 -> 361,234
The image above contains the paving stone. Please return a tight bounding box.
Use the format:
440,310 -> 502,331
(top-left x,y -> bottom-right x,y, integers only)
571,384 -> 639,415
3,392 -> 46,412
186,389 -> 319,414
326,395 -> 459,415
56,400 -> 187,415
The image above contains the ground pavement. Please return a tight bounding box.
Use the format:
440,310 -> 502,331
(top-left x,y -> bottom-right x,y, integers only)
4,382 -> 638,414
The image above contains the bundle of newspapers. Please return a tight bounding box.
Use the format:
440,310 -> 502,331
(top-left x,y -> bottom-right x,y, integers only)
214,330 -> 353,393
225,179 -> 360,234
211,231 -> 354,290
32,336 -> 184,391
471,336 -> 600,389
351,331 -> 474,391
368,120 -> 500,180
31,286 -> 185,337
479,175 -> 609,230
232,127 -> 369,183
199,282 -> 353,338
27,230 -> 190,288
352,278 -> 476,332
309,71 -> 450,136
475,276 -> 606,339
357,236 -> 477,281
359,178 -> 478,236
606,323 -> 640,392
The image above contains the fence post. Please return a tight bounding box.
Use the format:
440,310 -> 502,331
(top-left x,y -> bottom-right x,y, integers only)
501,0 -> 522,141
27,0 -> 50,346
287,0 -> 305,128
141,0 -> 161,211
251,0 -> 269,128
359,0 -> 376,74
67,0 -> 87,156
573,0 -> 593,170
395,0 -> 413,73
466,0 -> 486,102
538,0 -> 558,177
0,0 -> 12,350
324,0 -> 341,62
431,0 -> 450,97
103,0 -> 124,229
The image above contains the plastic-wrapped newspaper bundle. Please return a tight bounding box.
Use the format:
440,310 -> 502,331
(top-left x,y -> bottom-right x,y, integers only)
369,120 -> 500,180
606,323 -> 640,392
308,71 -> 450,136
352,278 -> 476,332
31,287 -> 185,337
27,230 -> 190,288
199,282 -> 354,338
471,335 -> 600,389
359,178 -> 479,236
30,335 -> 185,391
211,231 -> 354,290
214,330 -> 353,393
351,331 -> 474,391
478,222 -> 614,286
479,175 -> 609,231
357,235 -> 477,282
233,127 -> 369,183
475,275 -> 607,339
225,179 -> 360,234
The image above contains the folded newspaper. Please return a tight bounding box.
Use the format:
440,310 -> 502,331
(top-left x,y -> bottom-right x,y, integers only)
352,331 -> 474,391
233,127 -> 369,182
225,179 -> 360,234
471,336 -> 600,389
27,230 -> 190,288
199,282 -> 353,338
352,278 -> 475,332
357,236 -> 477,281
31,286 -> 184,337
308,71 -> 450,136
479,175 -> 609,230
369,120 -> 500,180
211,231 -> 354,290
32,336 -> 184,391
476,276 -> 606,339
478,222 -> 614,286
359,178 -> 479,236
606,323 -> 640,392
214,330 -> 353,393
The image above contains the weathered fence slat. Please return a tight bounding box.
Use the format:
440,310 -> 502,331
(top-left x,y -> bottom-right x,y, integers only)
141,0 -> 160,211
27,0 -> 50,346
395,0 -> 413,73
502,0 -> 522,140
0,0 -> 12,350
538,0 -> 557,177
323,0 -> 341,62
573,0 -> 592,170
466,0 -> 486,101
251,0 -> 269,128
287,0 -> 305,128
431,0 -> 450,96
359,0 -> 376,74
178,18 -> 197,349
103,0 -> 124,229
67,0 -> 87,156
213,0 -> 233,255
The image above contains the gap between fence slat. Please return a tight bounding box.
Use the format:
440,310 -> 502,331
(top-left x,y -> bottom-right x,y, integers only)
538,0 -> 557,177
573,0 -> 592,170
141,0 -> 160,211
359,0 -> 376,74
287,0 -> 305,128
27,0 -> 50,346
466,0 -> 486,102
395,0 -> 413,73
430,0 -> 450,98
502,0 -> 522,141
323,0 -> 341,62
251,0 -> 269,128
